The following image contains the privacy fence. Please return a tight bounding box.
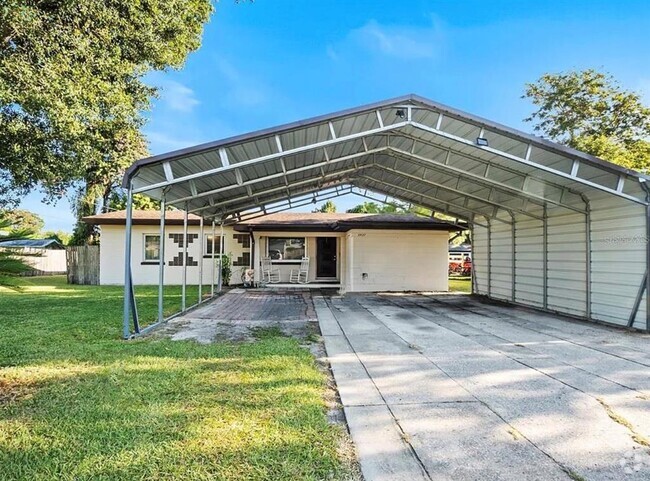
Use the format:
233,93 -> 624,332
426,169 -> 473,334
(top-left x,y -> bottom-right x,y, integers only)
66,246 -> 100,285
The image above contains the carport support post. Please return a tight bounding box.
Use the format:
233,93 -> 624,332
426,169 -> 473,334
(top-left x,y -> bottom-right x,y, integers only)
487,220 -> 492,298
211,220 -> 216,297
158,195 -> 166,323
181,203 -> 188,312
511,214 -> 516,302
585,200 -> 592,319
198,216 -> 203,304
543,205 -> 548,310
123,184 -> 134,339
629,181 -> 650,330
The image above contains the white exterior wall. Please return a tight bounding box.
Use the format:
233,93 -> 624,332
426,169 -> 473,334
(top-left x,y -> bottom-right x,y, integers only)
99,224 -> 250,286
252,232 -> 344,284
344,229 -> 448,292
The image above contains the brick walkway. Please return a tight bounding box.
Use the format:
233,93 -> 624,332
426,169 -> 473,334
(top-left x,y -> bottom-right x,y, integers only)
190,289 -> 317,321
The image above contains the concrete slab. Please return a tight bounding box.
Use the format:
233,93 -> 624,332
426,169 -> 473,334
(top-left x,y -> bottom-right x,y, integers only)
344,404 -> 430,481
319,293 -> 650,481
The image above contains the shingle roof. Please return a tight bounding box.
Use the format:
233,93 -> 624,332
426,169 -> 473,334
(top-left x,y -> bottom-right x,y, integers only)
235,212 -> 462,232
83,210 -> 202,226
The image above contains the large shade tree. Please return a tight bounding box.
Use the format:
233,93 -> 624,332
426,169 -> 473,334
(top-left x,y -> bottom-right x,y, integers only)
524,69 -> 650,172
0,0 -> 213,243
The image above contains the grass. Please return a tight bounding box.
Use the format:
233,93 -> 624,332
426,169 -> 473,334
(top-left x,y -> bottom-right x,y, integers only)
448,276 -> 471,293
0,276 -> 349,480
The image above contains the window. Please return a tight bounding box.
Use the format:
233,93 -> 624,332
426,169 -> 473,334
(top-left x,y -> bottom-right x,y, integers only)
205,235 -> 223,256
267,237 -> 306,262
143,234 -> 160,261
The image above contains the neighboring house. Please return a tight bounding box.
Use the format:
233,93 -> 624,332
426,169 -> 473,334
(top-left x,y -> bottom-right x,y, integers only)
83,210 -> 461,292
0,238 -> 67,275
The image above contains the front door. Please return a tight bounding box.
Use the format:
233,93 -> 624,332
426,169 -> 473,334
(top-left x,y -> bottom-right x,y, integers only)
316,237 -> 337,278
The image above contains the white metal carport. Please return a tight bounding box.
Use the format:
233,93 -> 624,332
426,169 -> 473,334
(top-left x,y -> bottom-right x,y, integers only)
121,94 -> 650,338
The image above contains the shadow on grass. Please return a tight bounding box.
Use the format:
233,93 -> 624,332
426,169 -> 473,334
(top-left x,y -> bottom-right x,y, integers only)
0,277 -> 349,481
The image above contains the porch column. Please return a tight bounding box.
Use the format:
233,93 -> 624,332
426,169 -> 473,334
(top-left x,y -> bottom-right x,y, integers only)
218,222 -> 224,292
211,219 -> 216,297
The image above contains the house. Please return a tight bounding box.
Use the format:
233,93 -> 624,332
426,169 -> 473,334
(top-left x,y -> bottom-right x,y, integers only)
83,210 -> 461,292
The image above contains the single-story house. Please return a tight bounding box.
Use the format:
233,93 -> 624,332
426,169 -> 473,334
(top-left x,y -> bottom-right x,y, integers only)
83,210 -> 461,292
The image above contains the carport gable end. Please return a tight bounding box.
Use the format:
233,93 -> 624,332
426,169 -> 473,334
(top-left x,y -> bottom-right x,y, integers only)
118,94 -> 650,336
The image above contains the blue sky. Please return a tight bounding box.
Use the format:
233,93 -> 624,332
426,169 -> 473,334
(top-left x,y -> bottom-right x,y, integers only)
22,0 -> 650,231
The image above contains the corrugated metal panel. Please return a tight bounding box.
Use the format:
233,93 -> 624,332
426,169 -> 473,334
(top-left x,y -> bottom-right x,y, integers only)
513,215 -> 544,307
546,207 -> 587,318
589,195 -> 646,328
473,223 -> 489,295
489,220 -> 513,301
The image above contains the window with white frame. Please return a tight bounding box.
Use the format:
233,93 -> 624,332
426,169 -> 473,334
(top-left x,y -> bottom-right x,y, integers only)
267,237 -> 306,262
205,234 -> 223,257
143,234 -> 160,261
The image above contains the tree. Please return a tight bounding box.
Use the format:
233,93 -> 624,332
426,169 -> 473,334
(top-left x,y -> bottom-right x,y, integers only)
346,201 -> 407,213
1,1 -> 213,240
0,211 -> 37,285
523,69 -> 650,172
313,200 -> 337,213
0,209 -> 44,233
43,230 -> 71,246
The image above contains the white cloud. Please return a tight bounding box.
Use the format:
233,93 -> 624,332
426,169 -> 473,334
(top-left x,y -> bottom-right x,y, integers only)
326,45 -> 339,61
335,18 -> 444,61
162,80 -> 200,113
215,58 -> 269,107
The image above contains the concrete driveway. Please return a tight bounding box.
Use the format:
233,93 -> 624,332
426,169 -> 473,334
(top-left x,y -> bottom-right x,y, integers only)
316,293 -> 650,481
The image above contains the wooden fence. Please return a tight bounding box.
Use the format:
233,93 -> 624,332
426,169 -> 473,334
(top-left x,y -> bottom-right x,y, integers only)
66,246 -> 100,285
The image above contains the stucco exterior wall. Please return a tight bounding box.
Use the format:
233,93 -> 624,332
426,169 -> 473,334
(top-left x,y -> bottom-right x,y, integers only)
102,225 -> 449,292
344,229 -> 449,292
99,224 -> 249,285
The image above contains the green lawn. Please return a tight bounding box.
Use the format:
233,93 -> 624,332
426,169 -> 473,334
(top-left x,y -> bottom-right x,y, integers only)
0,276 -> 350,480
449,276 -> 471,293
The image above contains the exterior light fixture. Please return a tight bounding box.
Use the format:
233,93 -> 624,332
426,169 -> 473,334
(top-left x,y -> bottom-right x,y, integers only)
396,109 -> 405,119
476,137 -> 489,146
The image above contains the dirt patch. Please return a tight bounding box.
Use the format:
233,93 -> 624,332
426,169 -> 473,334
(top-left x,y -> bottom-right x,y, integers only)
0,377 -> 37,405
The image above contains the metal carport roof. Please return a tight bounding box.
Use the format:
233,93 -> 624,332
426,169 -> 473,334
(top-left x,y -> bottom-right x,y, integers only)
123,94 -> 649,224
120,94 -> 650,337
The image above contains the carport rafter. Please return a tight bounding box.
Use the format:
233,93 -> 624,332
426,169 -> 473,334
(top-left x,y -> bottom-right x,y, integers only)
381,137 -> 587,215
131,121 -> 409,195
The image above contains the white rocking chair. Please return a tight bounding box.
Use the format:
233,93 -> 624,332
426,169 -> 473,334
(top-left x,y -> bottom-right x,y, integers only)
261,256 -> 281,284
290,257 -> 310,284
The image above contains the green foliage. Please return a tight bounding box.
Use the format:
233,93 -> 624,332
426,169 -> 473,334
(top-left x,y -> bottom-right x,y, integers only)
221,253 -> 232,285
43,230 -> 72,246
107,190 -> 161,211
347,201 -> 401,213
0,0 -> 213,246
524,69 -> 650,172
0,208 -> 44,233
0,211 -> 38,284
0,276 -> 350,480
312,200 -> 337,213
